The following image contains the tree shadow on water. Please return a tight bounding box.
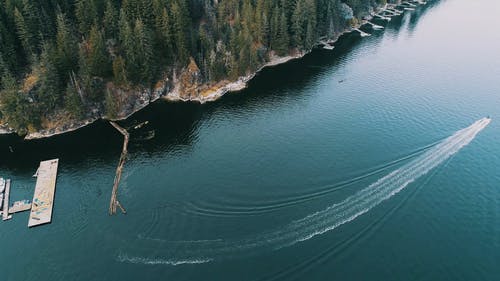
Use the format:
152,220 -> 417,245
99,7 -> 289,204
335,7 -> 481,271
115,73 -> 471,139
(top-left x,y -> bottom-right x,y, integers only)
0,2 -> 440,170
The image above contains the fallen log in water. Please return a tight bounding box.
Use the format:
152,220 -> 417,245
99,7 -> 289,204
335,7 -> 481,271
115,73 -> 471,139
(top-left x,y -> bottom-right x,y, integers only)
109,121 -> 129,215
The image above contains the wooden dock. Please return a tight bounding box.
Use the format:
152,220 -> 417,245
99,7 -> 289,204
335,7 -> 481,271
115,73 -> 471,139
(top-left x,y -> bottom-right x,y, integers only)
2,179 -> 12,221
366,21 -> 384,30
9,200 -> 32,214
28,159 -> 59,227
0,178 -> 5,193
353,28 -> 371,37
0,178 -> 4,210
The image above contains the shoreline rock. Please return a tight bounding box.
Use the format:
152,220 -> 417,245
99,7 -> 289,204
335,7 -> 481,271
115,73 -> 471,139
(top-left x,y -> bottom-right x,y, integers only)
164,53 -> 305,104
0,124 -> 14,135
24,117 -> 100,140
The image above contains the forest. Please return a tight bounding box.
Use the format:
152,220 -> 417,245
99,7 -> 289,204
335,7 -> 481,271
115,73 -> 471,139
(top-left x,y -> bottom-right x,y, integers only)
0,0 -> 385,134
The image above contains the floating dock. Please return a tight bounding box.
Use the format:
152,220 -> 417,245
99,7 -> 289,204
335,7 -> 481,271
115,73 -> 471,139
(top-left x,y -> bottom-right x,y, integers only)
28,159 -> 59,227
2,179 -> 12,221
353,28 -> 371,37
0,178 -> 4,209
0,178 -> 5,193
366,21 -> 384,30
374,14 -> 391,21
9,200 -> 32,214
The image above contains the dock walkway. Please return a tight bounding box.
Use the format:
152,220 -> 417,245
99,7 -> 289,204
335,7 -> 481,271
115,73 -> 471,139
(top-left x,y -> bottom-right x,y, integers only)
28,159 -> 59,227
353,28 -> 371,37
0,178 -> 4,210
9,200 -> 32,214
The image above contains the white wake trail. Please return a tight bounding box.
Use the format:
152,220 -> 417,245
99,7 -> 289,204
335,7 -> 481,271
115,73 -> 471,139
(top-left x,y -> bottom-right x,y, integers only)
120,118 -> 491,265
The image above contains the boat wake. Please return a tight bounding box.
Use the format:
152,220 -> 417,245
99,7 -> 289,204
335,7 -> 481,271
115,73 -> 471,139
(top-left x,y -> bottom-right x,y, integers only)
183,139 -> 441,218
117,254 -> 212,266
118,118 -> 491,265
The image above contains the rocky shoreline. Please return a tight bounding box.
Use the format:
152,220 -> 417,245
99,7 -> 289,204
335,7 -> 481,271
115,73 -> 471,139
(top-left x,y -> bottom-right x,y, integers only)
164,53 -> 305,104
7,52 -> 315,140
0,40 -> 348,140
1,4 -> 392,140
0,124 -> 14,135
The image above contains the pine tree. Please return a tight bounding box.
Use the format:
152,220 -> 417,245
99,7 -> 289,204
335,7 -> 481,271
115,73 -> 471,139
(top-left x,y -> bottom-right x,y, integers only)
305,20 -> 315,50
103,0 -> 118,38
105,88 -> 118,118
38,44 -> 62,111
154,5 -> 173,62
83,25 -> 112,78
0,54 -> 6,84
255,0 -> 265,44
64,82 -> 84,118
55,12 -> 78,78
14,7 -> 35,57
121,19 -> 153,84
270,4 -> 280,51
139,0 -> 154,26
275,10 -> 290,55
304,0 -> 317,49
118,8 -> 131,46
133,19 -> 153,83
0,71 -> 39,132
122,0 -> 140,20
291,0 -> 305,48
171,0 -> 190,64
75,0 -> 98,35
112,56 -> 127,86
0,17 -> 18,73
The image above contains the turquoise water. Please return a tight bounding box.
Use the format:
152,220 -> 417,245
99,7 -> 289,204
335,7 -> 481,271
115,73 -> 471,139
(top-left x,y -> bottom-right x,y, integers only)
1,0 -> 500,280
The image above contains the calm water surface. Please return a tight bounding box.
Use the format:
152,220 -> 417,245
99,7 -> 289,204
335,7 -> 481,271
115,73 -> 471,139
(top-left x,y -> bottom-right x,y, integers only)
1,0 -> 500,280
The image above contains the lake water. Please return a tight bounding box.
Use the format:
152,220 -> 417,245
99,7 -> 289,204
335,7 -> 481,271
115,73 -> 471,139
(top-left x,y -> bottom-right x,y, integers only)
1,0 -> 500,280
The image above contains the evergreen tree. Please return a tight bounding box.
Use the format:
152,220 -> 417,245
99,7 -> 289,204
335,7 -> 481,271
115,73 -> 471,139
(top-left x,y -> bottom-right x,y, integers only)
112,56 -> 127,86
38,44 -> 63,111
82,25 -> 112,78
64,82 -> 84,118
0,71 -> 39,133
14,7 -> 35,57
171,0 -> 190,63
55,12 -> 78,78
75,0 -> 98,36
291,0 -> 305,48
132,19 -> 153,84
154,5 -> 173,63
276,11 -> 290,55
103,0 -> 118,38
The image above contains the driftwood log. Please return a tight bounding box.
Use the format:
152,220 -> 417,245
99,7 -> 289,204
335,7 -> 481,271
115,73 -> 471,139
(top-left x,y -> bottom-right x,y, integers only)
109,121 -> 129,215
